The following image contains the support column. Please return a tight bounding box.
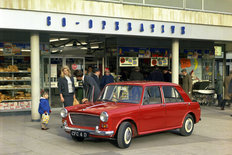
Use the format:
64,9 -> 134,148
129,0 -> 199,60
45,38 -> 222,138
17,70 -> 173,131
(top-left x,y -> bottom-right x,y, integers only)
223,50 -> 227,99
172,39 -> 179,84
31,32 -> 40,121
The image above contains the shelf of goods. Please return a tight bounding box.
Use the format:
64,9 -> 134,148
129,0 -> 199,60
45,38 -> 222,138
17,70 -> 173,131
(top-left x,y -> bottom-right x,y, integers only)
0,55 -> 31,111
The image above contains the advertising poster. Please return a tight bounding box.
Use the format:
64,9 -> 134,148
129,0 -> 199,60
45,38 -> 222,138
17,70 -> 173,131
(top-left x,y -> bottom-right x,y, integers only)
151,57 -> 168,66
180,58 -> 202,80
3,42 -> 13,55
50,64 -> 57,78
138,49 -> 151,58
120,57 -> 138,67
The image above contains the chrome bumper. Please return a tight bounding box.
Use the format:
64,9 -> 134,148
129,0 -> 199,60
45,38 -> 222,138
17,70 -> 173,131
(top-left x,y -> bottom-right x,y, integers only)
64,126 -> 114,136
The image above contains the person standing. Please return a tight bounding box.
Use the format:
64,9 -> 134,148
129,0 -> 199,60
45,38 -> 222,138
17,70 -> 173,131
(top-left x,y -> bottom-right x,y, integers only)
215,74 -> 223,107
129,67 -> 144,81
221,71 -> 232,110
88,66 -> 94,76
149,66 -> 164,81
92,68 -> 101,88
74,70 -> 101,103
38,90 -> 51,130
163,68 -> 172,82
181,69 -> 192,99
58,66 -> 75,107
100,68 -> 114,90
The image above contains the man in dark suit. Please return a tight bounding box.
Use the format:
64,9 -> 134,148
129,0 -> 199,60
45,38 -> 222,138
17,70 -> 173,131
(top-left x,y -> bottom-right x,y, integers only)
92,68 -> 101,88
148,66 -> 164,81
74,70 -> 101,103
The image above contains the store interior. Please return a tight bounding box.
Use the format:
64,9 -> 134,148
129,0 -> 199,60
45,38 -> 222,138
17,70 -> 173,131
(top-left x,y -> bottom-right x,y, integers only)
0,30 -> 231,111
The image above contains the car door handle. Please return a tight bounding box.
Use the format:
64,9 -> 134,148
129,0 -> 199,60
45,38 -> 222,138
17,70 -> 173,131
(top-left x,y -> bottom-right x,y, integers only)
184,103 -> 191,105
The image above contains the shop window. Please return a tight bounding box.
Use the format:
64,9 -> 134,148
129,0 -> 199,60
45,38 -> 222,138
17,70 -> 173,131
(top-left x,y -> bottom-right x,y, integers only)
163,86 -> 184,103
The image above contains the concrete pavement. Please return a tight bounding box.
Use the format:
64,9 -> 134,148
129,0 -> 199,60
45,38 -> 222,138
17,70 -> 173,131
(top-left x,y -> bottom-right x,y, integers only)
0,106 -> 232,155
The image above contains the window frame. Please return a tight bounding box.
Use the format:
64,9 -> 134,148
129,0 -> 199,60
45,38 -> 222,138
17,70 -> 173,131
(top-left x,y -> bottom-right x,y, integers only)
162,86 -> 184,103
142,86 -> 163,105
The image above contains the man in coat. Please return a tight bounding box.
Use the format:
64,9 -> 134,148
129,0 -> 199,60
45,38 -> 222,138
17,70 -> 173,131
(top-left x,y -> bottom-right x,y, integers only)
129,67 -> 144,81
215,74 -> 223,107
181,69 -> 192,99
92,68 -> 101,88
74,70 -> 101,103
221,71 -> 232,111
100,68 -> 114,90
148,66 -> 164,81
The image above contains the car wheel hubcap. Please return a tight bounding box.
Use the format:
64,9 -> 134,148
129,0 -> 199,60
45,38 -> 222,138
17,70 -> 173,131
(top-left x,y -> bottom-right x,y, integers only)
124,127 -> 132,145
185,118 -> 193,133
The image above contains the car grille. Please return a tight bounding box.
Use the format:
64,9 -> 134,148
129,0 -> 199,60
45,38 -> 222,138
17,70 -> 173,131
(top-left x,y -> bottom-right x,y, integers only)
69,113 -> 100,128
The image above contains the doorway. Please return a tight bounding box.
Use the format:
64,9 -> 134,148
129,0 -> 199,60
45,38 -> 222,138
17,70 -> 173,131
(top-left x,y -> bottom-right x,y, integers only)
41,55 -> 85,108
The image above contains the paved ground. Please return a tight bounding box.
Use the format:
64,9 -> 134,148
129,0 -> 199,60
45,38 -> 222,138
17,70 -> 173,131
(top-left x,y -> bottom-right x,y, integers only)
0,106 -> 232,155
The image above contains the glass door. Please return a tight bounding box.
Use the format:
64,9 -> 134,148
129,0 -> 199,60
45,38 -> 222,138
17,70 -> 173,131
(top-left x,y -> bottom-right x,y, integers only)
41,56 -> 85,108
65,57 -> 85,103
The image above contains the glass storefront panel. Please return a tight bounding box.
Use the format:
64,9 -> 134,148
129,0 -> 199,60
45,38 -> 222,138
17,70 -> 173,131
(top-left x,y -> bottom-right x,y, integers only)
41,56 -> 85,108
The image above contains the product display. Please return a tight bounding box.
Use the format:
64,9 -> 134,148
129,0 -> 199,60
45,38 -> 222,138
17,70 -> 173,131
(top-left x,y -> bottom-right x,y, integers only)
0,101 -> 31,110
0,65 -> 18,72
0,55 -> 31,111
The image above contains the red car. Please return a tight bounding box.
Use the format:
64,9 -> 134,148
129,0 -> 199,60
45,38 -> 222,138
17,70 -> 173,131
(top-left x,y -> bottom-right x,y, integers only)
61,82 -> 201,148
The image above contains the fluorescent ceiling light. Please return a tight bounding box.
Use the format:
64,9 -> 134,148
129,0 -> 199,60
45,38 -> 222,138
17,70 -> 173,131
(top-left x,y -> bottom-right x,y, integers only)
81,42 -> 87,45
81,47 -> 88,50
51,49 -> 57,53
21,49 -> 31,52
90,41 -> 103,44
91,46 -> 99,49
50,38 -> 59,42
59,38 -> 69,41
65,43 -> 73,47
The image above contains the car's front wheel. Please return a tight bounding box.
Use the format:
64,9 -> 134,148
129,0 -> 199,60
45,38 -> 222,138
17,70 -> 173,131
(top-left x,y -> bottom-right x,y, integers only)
180,114 -> 194,136
72,136 -> 85,142
117,122 -> 133,149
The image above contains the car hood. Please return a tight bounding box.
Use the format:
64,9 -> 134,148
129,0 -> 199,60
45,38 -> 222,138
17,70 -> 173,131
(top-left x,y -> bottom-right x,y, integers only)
67,101 -> 139,115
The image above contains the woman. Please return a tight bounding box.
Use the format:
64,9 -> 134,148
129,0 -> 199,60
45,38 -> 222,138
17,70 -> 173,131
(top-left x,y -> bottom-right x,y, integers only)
58,66 -> 75,107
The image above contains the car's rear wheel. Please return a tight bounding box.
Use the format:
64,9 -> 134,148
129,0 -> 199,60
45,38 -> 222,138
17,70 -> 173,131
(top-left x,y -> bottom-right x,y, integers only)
180,114 -> 194,136
117,122 -> 133,149
72,136 -> 85,142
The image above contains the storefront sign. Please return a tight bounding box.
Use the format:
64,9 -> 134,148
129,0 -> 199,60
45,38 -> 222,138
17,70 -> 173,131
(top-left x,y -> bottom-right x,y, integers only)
151,57 -> 168,66
214,46 -> 222,56
72,64 -> 78,70
120,57 -> 138,67
1,9 -> 232,41
46,16 -> 186,35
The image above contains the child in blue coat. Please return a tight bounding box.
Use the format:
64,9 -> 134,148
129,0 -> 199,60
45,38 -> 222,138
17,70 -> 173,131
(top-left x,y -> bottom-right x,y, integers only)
38,90 -> 51,130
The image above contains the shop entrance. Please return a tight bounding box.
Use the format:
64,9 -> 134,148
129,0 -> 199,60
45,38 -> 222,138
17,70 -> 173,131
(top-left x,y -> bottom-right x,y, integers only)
41,55 -> 85,108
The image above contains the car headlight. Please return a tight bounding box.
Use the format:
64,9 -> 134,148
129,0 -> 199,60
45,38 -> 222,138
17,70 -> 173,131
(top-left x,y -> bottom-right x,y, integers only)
100,111 -> 108,122
60,108 -> 68,118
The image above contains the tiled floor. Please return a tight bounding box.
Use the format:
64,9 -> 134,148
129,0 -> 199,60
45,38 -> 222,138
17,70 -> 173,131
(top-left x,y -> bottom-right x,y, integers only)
0,106 -> 232,155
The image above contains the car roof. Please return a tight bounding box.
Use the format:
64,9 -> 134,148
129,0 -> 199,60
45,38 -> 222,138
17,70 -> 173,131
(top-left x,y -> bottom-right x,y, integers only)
108,81 -> 180,87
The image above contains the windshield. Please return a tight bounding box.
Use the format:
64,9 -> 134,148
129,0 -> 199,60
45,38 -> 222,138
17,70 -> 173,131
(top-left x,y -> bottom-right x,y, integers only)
99,85 -> 143,104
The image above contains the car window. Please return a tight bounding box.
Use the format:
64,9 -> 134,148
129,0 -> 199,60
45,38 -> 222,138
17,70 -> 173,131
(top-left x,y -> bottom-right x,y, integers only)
99,85 -> 142,104
162,86 -> 184,103
143,86 -> 162,105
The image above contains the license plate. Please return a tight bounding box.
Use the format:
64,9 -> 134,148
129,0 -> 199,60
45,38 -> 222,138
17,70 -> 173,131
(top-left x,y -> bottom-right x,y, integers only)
71,130 -> 89,138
